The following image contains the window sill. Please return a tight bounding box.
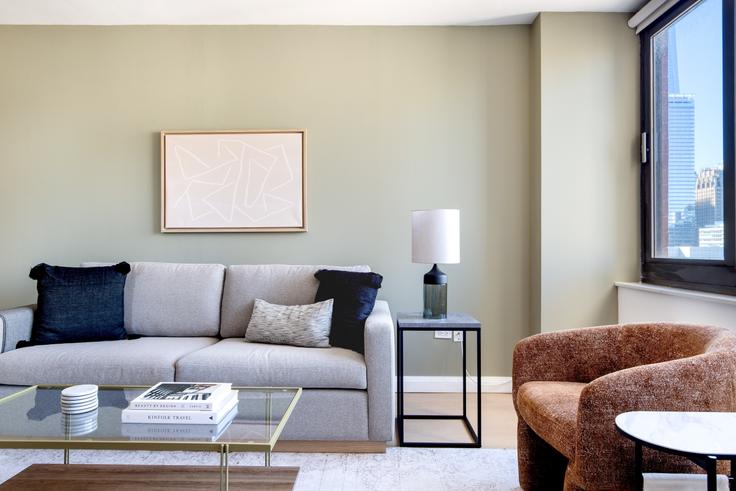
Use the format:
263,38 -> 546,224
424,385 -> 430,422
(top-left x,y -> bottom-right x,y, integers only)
615,282 -> 736,307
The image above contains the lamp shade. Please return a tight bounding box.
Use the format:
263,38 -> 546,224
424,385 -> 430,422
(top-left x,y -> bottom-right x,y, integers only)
411,209 -> 460,264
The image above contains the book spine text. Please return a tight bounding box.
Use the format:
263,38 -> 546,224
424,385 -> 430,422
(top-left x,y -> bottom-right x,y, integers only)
122,409 -> 221,424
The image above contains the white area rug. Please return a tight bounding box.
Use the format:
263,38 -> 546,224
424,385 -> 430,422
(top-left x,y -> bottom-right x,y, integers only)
0,448 -> 521,490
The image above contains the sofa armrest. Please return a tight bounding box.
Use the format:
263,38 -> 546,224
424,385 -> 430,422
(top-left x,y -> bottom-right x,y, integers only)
512,325 -> 620,407
0,306 -> 34,353
574,352 -> 736,487
364,300 -> 395,442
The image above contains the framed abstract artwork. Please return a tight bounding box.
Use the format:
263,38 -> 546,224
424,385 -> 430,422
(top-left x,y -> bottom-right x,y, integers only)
161,130 -> 306,233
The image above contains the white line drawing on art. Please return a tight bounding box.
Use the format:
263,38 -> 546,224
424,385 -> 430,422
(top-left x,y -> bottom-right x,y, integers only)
166,133 -> 301,228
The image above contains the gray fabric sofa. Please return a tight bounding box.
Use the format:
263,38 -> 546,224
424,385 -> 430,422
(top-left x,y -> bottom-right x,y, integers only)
0,262 -> 395,443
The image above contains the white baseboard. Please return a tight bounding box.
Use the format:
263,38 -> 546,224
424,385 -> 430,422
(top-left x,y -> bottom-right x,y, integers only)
401,376 -> 511,393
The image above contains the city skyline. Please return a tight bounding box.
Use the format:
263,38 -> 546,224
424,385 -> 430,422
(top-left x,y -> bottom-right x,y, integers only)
656,0 -> 724,259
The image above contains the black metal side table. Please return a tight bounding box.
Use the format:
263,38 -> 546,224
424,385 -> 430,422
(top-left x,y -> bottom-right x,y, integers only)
396,312 -> 481,448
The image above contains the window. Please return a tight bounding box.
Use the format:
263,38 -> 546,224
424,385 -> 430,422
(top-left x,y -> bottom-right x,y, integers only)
641,0 -> 736,294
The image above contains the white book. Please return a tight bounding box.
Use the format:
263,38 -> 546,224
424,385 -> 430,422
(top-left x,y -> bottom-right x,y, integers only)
122,391 -> 238,424
121,407 -> 237,441
129,382 -> 232,411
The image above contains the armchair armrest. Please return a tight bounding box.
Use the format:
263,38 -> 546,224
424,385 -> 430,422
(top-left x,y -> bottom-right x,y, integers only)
0,306 -> 34,353
512,325 -> 620,406
574,352 -> 736,487
364,300 -> 395,441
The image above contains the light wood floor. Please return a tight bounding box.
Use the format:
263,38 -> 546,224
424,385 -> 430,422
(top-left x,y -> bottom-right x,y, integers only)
400,393 -> 517,449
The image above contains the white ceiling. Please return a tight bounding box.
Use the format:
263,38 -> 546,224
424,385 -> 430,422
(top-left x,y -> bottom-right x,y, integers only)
0,0 -> 644,26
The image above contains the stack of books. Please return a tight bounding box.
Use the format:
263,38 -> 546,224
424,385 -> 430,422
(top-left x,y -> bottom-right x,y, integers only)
122,382 -> 238,426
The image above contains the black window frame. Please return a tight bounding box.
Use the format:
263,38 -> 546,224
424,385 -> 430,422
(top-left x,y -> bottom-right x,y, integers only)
640,0 -> 736,294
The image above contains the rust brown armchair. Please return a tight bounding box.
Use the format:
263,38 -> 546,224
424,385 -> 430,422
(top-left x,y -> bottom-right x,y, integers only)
512,323 -> 736,491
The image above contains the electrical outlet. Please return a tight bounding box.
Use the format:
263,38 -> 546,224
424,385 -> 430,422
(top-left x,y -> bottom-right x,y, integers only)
434,330 -> 452,340
453,331 -> 463,342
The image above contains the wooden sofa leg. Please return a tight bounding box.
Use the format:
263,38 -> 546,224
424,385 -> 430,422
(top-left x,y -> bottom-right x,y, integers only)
517,420 -> 567,491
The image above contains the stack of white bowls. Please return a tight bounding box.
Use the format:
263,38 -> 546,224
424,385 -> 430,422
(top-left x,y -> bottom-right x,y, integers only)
60,385 -> 99,415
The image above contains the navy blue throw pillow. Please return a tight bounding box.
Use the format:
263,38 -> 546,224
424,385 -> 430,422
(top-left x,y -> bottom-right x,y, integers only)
26,262 -> 131,346
314,269 -> 383,354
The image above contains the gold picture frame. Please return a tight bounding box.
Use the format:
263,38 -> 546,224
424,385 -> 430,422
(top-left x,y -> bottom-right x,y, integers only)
160,130 -> 307,233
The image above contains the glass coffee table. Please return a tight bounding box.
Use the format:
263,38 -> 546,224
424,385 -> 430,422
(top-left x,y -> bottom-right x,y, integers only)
0,385 -> 302,490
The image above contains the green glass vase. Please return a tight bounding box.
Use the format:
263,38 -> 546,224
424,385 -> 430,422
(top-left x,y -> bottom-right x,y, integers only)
423,264 -> 447,319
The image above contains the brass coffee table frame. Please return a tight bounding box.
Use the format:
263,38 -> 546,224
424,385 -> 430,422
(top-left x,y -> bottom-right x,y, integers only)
0,385 -> 302,491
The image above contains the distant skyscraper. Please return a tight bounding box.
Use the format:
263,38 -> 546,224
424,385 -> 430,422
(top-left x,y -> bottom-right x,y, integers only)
696,167 -> 724,228
666,94 -> 696,246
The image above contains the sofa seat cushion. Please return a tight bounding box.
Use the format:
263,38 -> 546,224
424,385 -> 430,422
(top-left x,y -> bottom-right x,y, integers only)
516,381 -> 586,459
0,337 -> 218,386
175,338 -> 367,389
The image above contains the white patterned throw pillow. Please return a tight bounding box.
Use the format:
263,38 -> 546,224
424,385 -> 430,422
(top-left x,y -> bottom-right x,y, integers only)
245,298 -> 333,348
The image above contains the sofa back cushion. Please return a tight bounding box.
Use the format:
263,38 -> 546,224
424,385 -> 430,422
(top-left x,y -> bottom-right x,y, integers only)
126,262 -> 225,337
220,264 -> 370,338
84,262 -> 226,337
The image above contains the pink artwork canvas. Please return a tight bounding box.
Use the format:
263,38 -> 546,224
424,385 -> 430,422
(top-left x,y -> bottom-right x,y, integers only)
161,131 -> 305,232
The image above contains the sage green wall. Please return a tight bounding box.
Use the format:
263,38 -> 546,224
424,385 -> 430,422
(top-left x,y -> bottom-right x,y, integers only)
532,13 -> 640,333
0,25 -> 531,376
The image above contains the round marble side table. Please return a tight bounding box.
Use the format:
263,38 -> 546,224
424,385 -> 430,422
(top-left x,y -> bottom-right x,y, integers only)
616,411 -> 736,491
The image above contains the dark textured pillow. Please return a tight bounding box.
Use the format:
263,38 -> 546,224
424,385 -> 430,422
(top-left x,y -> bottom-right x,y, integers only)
314,269 -> 383,354
26,262 -> 131,346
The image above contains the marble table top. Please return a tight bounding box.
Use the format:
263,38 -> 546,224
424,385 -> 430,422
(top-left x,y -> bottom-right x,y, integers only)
397,313 -> 481,329
616,411 -> 736,457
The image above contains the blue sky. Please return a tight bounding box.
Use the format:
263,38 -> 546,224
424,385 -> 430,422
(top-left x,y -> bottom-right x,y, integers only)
672,0 -> 723,171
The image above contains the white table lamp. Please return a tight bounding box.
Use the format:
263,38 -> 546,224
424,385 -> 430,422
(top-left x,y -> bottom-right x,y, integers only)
411,209 -> 460,319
